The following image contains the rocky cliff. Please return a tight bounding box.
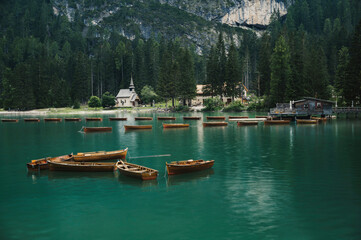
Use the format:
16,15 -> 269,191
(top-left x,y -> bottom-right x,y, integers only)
51,0 -> 290,51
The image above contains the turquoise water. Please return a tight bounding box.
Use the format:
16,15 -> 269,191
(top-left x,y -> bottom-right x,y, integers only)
0,113 -> 360,240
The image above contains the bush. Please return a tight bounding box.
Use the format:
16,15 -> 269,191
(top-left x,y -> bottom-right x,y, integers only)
73,100 -> 80,109
102,92 -> 116,108
203,98 -> 223,111
173,105 -> 189,112
223,100 -> 244,112
247,101 -> 266,111
140,85 -> 158,105
88,96 -> 102,108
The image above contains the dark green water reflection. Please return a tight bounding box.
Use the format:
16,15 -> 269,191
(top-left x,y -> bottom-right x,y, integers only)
0,113 -> 360,239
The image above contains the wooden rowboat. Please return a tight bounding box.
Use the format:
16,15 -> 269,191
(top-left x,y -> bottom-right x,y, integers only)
65,118 -> 81,121
44,118 -> 62,122
264,119 -> 290,125
116,160 -> 158,180
166,159 -> 215,175
1,119 -> 18,122
73,148 -> 128,162
228,116 -> 248,119
48,161 -> 116,172
311,117 -> 327,122
203,122 -> 228,127
237,121 -> 258,126
163,123 -> 189,128
124,125 -> 152,130
83,127 -> 112,133
296,119 -> 318,124
134,117 -> 153,120
27,158 -> 50,171
27,154 -> 73,171
264,120 -> 291,125
86,117 -> 102,121
206,116 -> 226,120
109,117 -> 127,121
157,117 -> 176,120
183,116 -> 201,120
24,118 -> 40,122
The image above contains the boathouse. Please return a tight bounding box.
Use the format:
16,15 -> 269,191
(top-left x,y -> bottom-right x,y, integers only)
270,97 -> 335,117
115,77 -> 140,107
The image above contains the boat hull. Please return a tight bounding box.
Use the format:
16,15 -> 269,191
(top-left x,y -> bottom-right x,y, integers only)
297,119 -> 318,124
237,121 -> 258,126
183,117 -> 201,120
83,127 -> 112,132
166,160 -> 214,175
27,155 -> 73,171
157,117 -> 176,120
163,124 -> 189,128
73,148 -> 128,162
48,161 -> 116,172
124,125 -> 152,130
44,118 -> 62,122
86,118 -> 102,121
109,117 -> 127,121
65,118 -> 81,121
134,117 -> 153,121
264,120 -> 291,125
203,122 -> 228,127
1,119 -> 18,122
24,118 -> 40,122
206,116 -> 226,120
116,161 -> 158,180
228,116 -> 248,119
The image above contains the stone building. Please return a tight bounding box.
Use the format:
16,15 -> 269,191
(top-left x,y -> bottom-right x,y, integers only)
115,77 -> 140,107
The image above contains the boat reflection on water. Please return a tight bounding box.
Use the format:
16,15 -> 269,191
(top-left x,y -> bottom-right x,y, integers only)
115,171 -> 159,188
27,170 -> 49,183
46,171 -> 116,181
166,168 -> 214,187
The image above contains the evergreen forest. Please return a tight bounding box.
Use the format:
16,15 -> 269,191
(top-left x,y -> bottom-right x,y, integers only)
0,0 -> 360,110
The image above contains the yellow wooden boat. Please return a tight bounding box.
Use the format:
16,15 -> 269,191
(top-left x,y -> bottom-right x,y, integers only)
73,148 -> 128,162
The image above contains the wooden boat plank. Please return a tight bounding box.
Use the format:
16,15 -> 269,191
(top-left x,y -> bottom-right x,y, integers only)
116,161 -> 158,180
157,117 -> 176,120
44,118 -> 62,122
203,122 -> 228,127
1,119 -> 19,122
109,117 -> 127,121
65,118 -> 82,121
183,116 -> 201,120
166,160 -> 214,175
163,123 -> 189,128
124,125 -> 152,130
24,118 -> 40,122
86,117 -> 103,121
73,148 -> 128,162
206,116 -> 226,120
134,117 -> 153,121
83,127 -> 112,133
228,116 -> 248,119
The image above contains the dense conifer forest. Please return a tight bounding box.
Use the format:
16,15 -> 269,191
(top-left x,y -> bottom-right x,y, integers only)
0,0 -> 360,110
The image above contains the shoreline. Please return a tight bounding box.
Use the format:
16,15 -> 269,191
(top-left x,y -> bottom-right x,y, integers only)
0,107 -> 161,116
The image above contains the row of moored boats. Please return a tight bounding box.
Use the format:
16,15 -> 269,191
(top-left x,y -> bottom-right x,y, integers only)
26,148 -> 215,180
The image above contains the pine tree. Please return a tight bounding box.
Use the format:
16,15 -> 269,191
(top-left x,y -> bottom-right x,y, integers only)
270,35 -> 292,105
178,47 -> 196,105
345,20 -> 361,105
258,33 -> 272,96
206,46 -> 218,97
335,46 -> 349,105
304,40 -> 330,99
215,32 -> 226,99
225,41 -> 240,101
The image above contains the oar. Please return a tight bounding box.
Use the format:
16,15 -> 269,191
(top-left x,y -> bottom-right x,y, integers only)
129,154 -> 171,159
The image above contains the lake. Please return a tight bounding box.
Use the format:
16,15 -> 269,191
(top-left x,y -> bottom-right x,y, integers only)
0,112 -> 360,240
